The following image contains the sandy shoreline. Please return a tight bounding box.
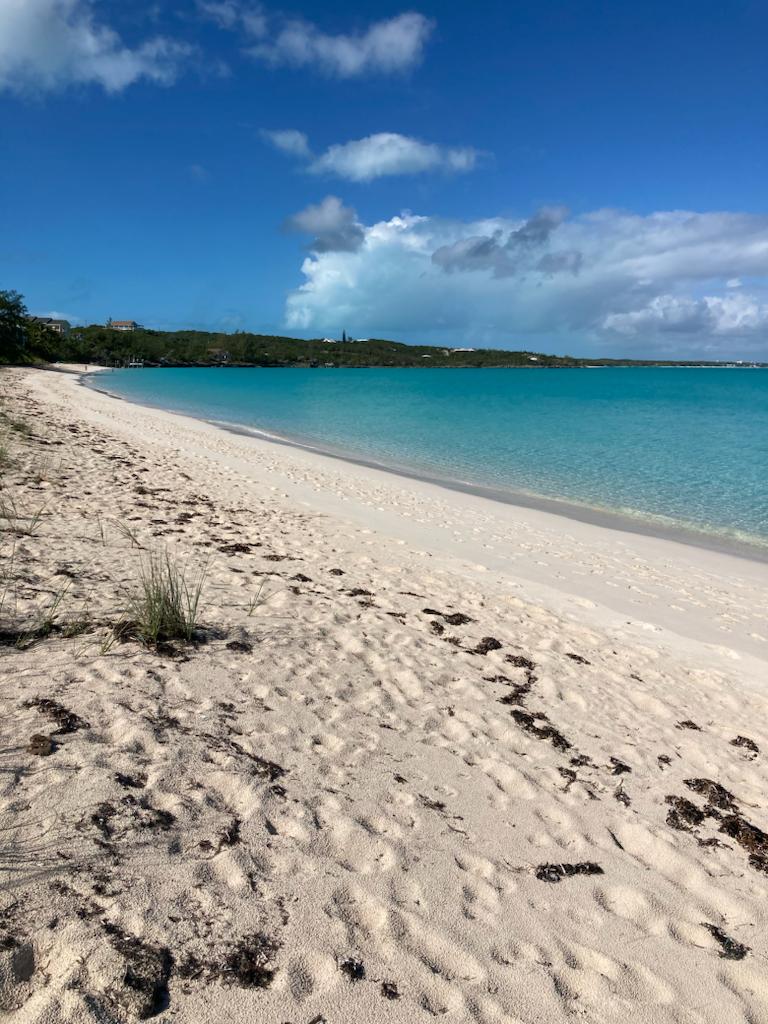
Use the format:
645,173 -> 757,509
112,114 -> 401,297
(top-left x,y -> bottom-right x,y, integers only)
83,368 -> 768,566
2,365 -> 768,1022
70,365 -> 768,681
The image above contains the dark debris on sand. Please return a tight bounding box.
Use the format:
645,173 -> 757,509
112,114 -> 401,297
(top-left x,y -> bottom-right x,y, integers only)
505,654 -> 536,671
473,636 -> 503,656
103,922 -> 173,1020
535,862 -> 604,883
684,778 -> 738,812
666,780 -> 768,875
27,733 -> 56,756
226,639 -> 253,653
565,652 -> 591,665
24,697 -> 89,734
718,814 -> 768,873
509,708 -> 572,752
339,957 -> 366,982
703,924 -> 750,960
177,933 -> 281,990
666,795 -> 708,832
423,608 -> 474,626
731,735 -> 759,756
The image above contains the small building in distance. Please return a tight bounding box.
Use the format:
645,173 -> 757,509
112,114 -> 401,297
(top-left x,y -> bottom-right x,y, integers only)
107,319 -> 141,332
28,316 -> 71,335
206,347 -> 230,364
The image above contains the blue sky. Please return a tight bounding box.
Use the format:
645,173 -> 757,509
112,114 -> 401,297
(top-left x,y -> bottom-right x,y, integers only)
1,0 -> 767,357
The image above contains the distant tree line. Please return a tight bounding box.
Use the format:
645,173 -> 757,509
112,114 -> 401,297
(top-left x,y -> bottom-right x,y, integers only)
2,288 -> 753,369
1,290 -> 64,363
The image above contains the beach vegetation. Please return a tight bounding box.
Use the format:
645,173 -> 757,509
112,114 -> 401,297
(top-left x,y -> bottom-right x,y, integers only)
114,520 -> 143,548
0,495 -> 47,536
29,454 -> 59,484
5,286 -> 745,370
246,577 -> 276,616
15,582 -> 72,648
0,436 -> 12,471
127,551 -> 206,645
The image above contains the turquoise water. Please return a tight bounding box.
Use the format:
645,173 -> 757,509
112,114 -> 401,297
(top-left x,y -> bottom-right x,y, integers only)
93,367 -> 768,547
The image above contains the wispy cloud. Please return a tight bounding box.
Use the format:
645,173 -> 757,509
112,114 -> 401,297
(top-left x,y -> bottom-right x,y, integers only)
284,206 -> 768,355
0,0 -> 194,94
263,130 -> 480,182
202,5 -> 433,77
250,11 -> 432,77
261,128 -> 311,158
196,0 -> 266,37
197,5 -> 434,80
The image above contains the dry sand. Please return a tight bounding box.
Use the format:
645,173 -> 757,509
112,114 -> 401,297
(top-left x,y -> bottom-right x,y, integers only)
1,364 -> 767,1024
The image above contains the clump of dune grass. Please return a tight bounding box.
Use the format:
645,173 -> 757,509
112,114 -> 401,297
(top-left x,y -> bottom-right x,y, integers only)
114,519 -> 143,548
0,413 -> 33,437
127,552 -> 206,646
0,496 -> 46,537
29,454 -> 59,485
14,582 -> 72,649
0,436 -> 13,471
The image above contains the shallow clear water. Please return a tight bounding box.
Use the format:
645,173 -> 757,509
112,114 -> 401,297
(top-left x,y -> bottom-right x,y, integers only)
94,367 -> 768,546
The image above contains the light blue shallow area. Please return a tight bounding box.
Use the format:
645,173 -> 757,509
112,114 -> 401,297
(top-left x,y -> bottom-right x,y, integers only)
93,367 -> 768,547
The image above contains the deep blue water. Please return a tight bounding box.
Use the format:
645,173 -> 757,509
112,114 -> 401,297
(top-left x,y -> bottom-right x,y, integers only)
93,367 -> 768,547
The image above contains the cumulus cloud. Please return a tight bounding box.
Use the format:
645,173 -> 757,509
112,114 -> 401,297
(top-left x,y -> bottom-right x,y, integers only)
0,0 -> 193,94
433,207 -> 569,276
308,133 -> 478,182
263,130 -> 479,182
602,292 -> 768,336
250,11 -> 432,77
284,206 -> 768,355
285,196 -> 365,253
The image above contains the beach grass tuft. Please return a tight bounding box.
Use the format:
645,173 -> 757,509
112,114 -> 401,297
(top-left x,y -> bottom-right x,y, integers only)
114,520 -> 143,548
0,495 -> 47,536
0,436 -> 13,471
128,551 -> 206,645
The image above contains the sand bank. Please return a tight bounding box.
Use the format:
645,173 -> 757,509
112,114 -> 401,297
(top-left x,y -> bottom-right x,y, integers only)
1,365 -> 767,1023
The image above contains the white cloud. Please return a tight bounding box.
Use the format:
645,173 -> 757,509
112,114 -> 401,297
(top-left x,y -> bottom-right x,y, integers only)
250,11 -> 433,77
308,132 -> 478,182
263,130 -> 480,182
35,308 -> 82,324
196,1 -> 240,29
602,292 -> 768,336
196,0 -> 266,37
284,205 -> 768,355
261,128 -> 311,158
0,0 -> 193,94
285,196 -> 364,254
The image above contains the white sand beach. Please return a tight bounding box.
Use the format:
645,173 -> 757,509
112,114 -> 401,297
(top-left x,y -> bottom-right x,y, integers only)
2,364 -> 768,1023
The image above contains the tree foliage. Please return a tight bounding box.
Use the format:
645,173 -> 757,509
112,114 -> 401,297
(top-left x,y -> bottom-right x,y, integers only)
1,287 -> 753,368
0,289 -> 28,360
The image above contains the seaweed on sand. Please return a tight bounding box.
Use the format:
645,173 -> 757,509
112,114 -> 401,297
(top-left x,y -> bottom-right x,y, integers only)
535,862 -> 604,883
509,708 -> 572,752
